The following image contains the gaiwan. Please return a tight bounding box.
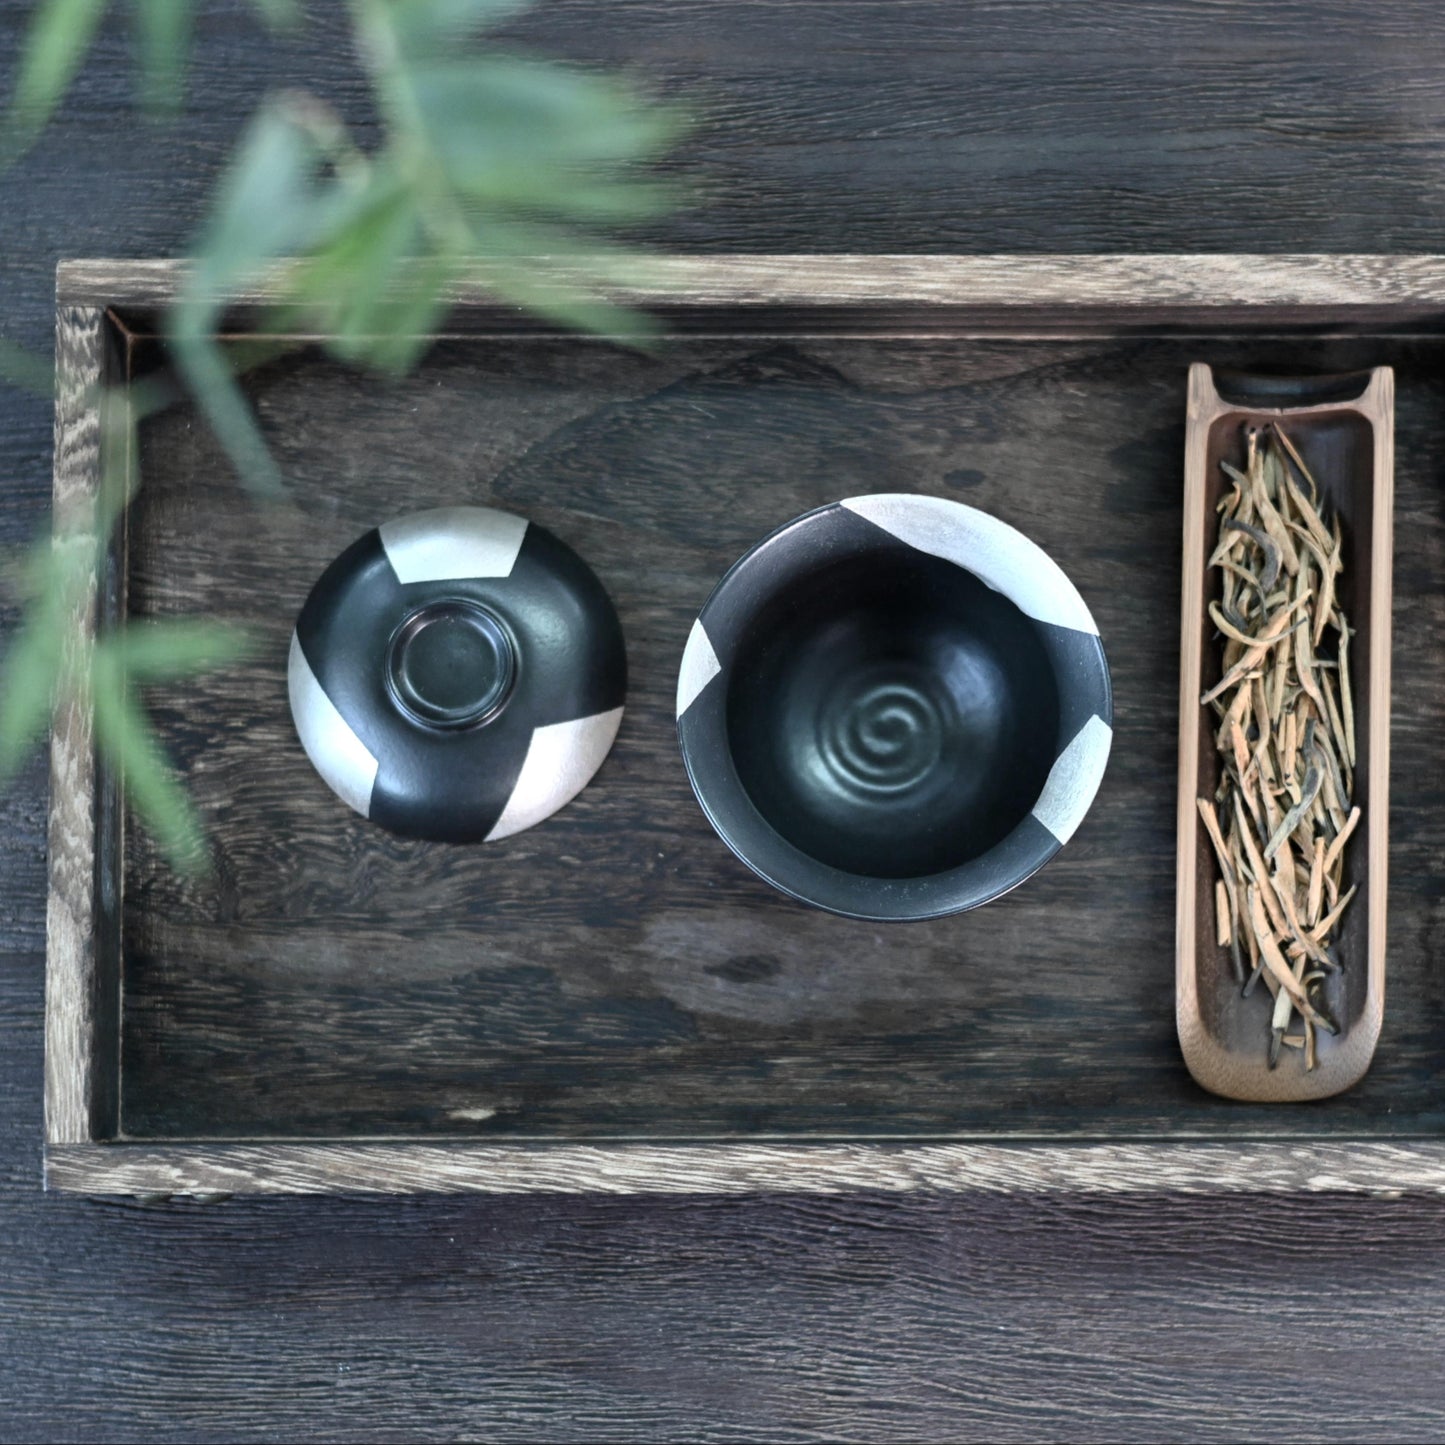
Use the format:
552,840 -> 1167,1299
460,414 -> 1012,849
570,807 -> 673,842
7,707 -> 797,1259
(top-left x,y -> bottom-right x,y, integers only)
288,506 -> 626,843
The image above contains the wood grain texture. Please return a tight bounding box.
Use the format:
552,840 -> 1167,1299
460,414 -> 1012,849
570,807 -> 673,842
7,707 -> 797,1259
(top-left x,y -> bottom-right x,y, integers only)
14,0 -> 1445,1436
1176,365 -> 1393,1102
44,316 -> 1445,1194
18,1124 -> 1445,1443
44,305 -> 105,1145
42,1139 -> 1445,1197
115,329 -> 1181,1149
54,253 -> 1445,327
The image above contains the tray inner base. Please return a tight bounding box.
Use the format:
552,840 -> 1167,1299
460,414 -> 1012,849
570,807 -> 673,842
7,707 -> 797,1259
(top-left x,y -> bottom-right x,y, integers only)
120,331 -> 1445,1141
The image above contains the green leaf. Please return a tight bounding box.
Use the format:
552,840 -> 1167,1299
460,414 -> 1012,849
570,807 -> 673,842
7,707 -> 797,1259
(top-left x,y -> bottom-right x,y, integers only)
170,102 -> 323,492
281,176 -> 423,333
249,0 -> 300,32
390,0 -> 534,56
95,377 -> 143,532
0,336 -> 53,397
470,219 -> 667,302
90,650 -> 206,871
183,103 -> 322,298
410,59 -> 684,182
4,0 -> 110,158
104,618 -> 250,679
161,11 -> 685,493
134,0 -> 194,115
0,594 -> 65,779
167,330 -> 285,494
339,248 -> 454,372
479,254 -> 661,340
458,169 -> 682,223
256,163 -> 454,373
0,525 -> 103,779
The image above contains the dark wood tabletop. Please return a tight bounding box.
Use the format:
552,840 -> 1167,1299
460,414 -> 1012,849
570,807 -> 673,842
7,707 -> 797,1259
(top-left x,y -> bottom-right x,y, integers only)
7,3 -> 1445,1440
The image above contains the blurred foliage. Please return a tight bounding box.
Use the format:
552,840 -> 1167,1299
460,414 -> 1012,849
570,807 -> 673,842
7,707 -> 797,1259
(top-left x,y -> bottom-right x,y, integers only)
0,0 -> 684,865
0,377 -> 247,867
0,336 -> 54,395
4,0 -> 296,159
173,0 -> 683,491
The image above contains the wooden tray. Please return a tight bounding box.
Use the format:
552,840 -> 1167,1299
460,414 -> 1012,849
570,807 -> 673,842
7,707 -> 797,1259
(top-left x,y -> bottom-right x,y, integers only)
1177,364 -> 1393,1102
43,256 -> 1445,1197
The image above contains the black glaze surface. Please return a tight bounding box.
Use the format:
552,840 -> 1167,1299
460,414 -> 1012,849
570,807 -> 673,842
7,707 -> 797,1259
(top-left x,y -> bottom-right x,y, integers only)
294,519 -> 626,842
727,549 -> 1059,878
13,3 -> 1445,1441
1211,368 -> 1380,409
679,500 -> 1108,918
386,600 -> 518,731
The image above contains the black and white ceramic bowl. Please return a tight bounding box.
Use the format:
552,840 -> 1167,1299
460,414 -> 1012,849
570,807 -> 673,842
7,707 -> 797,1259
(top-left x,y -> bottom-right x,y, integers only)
289,506 -> 626,843
675,493 -> 1112,920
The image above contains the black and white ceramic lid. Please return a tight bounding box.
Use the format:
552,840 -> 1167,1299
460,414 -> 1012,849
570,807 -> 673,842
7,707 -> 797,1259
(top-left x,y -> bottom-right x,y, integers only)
289,506 -> 626,843
675,493 -> 1113,920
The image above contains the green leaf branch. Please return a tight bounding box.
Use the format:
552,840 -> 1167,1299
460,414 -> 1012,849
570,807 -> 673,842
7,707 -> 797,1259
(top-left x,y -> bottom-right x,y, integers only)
0,375 -> 249,869
170,0 -> 685,493
1,0 -> 686,866
4,0 -> 295,161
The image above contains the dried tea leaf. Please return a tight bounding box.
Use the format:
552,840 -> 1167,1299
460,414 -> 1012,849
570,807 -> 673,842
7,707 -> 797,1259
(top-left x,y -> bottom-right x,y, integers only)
1339,624 -> 1356,768
1322,806 -> 1362,875
1308,836 -> 1325,928
1200,597 -> 1310,706
1293,581 -> 1327,716
1210,601 -> 1269,647
1264,764 -> 1322,859
1197,797 -> 1234,880
1256,450 -> 1303,576
1312,884 -> 1360,943
1320,670 -> 1350,788
1247,886 -> 1315,1018
1198,422 -> 1359,1070
1273,424 -> 1321,504
1236,795 -> 1290,939
1229,717 -> 1251,781
1220,518 -> 1282,593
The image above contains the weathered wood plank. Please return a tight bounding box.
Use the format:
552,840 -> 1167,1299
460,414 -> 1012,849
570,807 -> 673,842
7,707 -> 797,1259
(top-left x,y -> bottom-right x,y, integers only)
44,304 -> 105,1146
53,253 -> 1445,319
43,1139 -> 1445,1197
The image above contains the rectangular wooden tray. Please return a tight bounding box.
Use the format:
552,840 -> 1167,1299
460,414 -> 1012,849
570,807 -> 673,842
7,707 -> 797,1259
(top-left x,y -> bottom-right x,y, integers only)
44,255 -> 1445,1196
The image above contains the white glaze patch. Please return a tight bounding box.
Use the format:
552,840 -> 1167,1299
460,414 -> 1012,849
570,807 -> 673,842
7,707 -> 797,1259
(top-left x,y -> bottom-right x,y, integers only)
840,493 -> 1099,636
379,506 -> 529,584
1031,714 -> 1112,844
485,706 -> 625,841
675,618 -> 722,718
287,632 -> 380,818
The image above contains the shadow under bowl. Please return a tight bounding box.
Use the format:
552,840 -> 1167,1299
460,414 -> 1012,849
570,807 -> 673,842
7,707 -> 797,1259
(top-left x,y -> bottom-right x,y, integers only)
675,494 -> 1113,920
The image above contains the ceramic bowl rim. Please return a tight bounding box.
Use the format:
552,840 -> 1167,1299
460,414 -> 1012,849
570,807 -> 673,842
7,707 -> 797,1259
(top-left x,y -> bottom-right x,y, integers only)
674,492 -> 1113,921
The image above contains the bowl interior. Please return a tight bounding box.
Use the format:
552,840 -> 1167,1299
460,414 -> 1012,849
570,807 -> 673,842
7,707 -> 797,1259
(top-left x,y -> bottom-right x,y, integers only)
725,548 -> 1062,879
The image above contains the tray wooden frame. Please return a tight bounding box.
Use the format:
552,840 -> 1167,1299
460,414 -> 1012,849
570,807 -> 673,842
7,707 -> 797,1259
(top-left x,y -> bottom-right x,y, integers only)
45,255 -> 1445,1196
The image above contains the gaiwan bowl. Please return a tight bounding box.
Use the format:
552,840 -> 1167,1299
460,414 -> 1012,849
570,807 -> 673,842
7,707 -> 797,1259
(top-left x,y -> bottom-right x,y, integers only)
289,506 -> 626,844
675,493 -> 1113,921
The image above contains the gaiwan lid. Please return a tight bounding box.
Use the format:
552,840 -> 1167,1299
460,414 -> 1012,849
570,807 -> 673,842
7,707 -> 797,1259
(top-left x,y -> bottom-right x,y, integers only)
288,506 -> 626,843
